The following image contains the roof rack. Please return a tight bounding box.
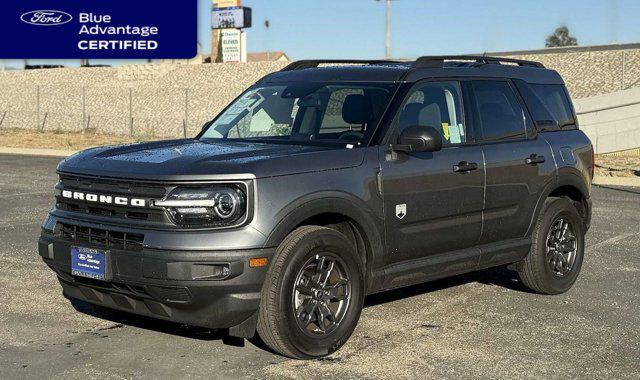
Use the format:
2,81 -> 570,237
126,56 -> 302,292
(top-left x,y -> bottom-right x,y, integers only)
412,55 -> 545,69
280,59 -> 404,71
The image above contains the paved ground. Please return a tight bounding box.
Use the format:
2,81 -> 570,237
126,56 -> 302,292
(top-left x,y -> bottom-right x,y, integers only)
0,154 -> 638,379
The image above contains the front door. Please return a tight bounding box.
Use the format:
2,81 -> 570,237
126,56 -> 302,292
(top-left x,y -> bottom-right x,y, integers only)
380,81 -> 485,266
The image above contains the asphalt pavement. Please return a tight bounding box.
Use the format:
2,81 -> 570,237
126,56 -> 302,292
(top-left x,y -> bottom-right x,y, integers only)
0,154 -> 638,379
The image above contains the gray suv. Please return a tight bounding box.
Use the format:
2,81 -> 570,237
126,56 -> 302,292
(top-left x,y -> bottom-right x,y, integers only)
39,56 -> 593,359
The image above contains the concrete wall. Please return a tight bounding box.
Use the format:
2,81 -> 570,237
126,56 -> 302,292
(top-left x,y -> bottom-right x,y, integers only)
0,45 -> 639,141
500,44 -> 640,99
0,62 -> 287,137
573,87 -> 640,154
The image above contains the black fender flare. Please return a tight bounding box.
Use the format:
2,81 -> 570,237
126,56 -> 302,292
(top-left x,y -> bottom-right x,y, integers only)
525,167 -> 590,236
263,191 -> 385,286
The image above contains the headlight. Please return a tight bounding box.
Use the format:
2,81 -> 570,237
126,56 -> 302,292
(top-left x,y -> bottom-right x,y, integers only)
155,185 -> 247,228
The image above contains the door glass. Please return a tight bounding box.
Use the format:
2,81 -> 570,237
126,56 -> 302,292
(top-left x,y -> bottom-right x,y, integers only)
472,81 -> 527,140
398,81 -> 466,145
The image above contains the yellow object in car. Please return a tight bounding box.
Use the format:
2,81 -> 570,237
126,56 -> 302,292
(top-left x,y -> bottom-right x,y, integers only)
442,122 -> 450,140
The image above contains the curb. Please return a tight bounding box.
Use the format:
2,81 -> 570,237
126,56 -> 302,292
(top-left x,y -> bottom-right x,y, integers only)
593,175 -> 640,187
0,147 -> 77,157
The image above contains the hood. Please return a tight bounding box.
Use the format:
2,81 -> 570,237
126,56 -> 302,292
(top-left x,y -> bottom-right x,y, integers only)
57,139 -> 365,181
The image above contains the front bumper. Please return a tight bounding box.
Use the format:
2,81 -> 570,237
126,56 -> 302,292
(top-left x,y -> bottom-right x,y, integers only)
39,231 -> 274,331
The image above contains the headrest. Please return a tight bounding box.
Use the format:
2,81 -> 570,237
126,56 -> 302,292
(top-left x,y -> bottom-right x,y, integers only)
419,103 -> 442,128
342,94 -> 372,125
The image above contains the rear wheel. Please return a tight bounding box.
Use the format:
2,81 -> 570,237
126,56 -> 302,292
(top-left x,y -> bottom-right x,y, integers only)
518,197 -> 585,294
257,226 -> 364,359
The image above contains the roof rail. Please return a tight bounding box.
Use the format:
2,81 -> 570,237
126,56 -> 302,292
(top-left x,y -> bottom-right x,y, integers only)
412,55 -> 545,69
280,59 -> 404,71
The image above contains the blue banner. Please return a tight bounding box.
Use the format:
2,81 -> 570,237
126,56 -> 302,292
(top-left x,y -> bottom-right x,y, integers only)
0,0 -> 197,59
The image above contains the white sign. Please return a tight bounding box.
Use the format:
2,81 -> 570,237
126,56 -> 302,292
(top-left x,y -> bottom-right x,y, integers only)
221,29 -> 246,62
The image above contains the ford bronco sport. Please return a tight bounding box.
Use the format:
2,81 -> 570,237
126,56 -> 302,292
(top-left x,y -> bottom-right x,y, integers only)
39,56 -> 593,359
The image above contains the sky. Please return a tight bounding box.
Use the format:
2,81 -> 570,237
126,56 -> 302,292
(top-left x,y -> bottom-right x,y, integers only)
239,0 -> 639,59
3,0 -> 639,68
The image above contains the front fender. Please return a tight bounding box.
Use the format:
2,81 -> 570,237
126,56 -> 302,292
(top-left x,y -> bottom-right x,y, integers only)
263,191 -> 385,290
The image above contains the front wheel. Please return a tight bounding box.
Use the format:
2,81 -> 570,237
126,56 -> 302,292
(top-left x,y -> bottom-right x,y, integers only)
518,197 -> 586,294
256,225 -> 365,359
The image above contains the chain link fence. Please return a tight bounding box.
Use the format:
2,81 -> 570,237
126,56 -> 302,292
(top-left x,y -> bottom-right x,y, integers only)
0,84 -> 249,138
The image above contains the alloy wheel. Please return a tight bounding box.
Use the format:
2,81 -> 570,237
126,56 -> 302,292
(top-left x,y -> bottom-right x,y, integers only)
545,217 -> 578,277
292,253 -> 351,335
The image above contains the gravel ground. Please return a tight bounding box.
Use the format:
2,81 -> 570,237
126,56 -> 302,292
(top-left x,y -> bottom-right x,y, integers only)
0,130 -> 145,150
596,155 -> 640,177
0,154 -> 638,379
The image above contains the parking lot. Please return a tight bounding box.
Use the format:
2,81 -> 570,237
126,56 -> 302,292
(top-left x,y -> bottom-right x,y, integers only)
0,153 -> 638,379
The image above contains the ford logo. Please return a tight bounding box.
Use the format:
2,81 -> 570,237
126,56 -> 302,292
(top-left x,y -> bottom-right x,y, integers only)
20,10 -> 73,26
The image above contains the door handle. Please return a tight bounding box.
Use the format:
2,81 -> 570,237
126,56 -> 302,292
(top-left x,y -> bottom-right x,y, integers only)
525,154 -> 546,165
453,161 -> 479,173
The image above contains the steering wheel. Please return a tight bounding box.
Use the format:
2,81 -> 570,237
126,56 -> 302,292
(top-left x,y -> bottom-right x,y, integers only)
337,130 -> 364,142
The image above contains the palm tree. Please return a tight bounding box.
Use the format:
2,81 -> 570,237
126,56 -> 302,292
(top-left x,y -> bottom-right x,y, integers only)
546,26 -> 578,47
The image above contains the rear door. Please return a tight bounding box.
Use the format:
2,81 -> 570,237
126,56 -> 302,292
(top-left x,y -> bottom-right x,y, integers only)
381,80 -> 484,267
470,80 -> 556,249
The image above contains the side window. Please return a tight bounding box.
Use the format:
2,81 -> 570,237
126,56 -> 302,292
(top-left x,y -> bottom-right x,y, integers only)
472,81 -> 527,141
398,81 -> 467,145
530,84 -> 575,128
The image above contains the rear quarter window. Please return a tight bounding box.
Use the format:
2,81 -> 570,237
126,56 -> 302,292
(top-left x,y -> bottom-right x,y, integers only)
515,81 -> 576,131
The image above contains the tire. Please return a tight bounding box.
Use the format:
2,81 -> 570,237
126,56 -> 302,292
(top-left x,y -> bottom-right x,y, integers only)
257,225 -> 365,359
518,197 -> 585,294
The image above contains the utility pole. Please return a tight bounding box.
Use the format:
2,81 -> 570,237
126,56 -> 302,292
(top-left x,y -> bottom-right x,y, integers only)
377,0 -> 394,59
385,0 -> 391,59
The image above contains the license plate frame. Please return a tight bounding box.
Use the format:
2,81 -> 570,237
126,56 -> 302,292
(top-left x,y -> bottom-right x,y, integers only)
70,246 -> 110,281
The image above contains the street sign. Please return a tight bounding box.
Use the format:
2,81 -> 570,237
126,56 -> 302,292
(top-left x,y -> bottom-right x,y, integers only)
221,28 -> 246,62
212,6 -> 252,29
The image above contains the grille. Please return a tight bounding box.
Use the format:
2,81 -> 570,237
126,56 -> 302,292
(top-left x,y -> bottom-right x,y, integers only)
56,201 -> 165,222
58,222 -> 144,251
56,174 -> 168,224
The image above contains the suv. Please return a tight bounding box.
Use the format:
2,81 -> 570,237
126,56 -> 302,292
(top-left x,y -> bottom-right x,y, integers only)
39,56 -> 593,359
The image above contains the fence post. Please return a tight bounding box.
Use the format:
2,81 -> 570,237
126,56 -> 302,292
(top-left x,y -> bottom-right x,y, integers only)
40,112 -> 48,133
0,111 -> 6,128
81,85 -> 86,132
621,51 -> 626,91
36,85 -> 41,133
129,88 -> 133,136
184,88 -> 189,138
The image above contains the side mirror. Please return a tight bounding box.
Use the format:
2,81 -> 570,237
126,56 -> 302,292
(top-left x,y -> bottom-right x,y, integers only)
393,125 -> 443,153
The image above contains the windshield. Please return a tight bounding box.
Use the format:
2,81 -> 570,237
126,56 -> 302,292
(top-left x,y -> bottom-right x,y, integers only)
200,82 -> 397,147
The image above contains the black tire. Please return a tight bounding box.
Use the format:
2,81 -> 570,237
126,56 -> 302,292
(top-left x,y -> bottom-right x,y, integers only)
256,225 -> 365,359
518,197 -> 585,294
